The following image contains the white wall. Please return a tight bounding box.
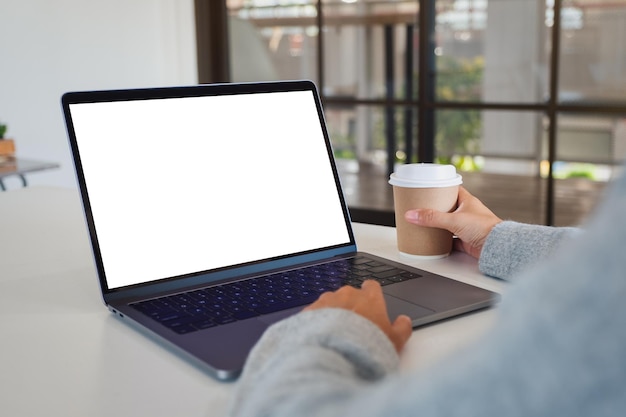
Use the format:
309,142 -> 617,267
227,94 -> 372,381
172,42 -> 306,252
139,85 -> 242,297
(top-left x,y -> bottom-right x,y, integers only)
0,0 -> 197,189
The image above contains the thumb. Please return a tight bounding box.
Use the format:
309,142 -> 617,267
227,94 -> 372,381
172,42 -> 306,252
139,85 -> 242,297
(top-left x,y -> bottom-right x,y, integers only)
390,315 -> 413,352
404,208 -> 455,231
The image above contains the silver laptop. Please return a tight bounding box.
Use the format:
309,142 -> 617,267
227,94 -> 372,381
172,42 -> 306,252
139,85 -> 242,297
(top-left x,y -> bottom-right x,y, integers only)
62,80 -> 496,381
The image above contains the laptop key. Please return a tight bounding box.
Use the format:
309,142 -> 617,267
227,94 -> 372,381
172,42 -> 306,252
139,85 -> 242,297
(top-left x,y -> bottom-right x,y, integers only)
170,324 -> 197,334
254,294 -> 320,315
232,310 -> 260,320
351,257 -> 371,265
154,311 -> 190,322
162,314 -> 201,328
214,316 -> 237,325
194,319 -> 218,330
373,268 -> 406,279
367,265 -> 396,273
342,279 -> 363,288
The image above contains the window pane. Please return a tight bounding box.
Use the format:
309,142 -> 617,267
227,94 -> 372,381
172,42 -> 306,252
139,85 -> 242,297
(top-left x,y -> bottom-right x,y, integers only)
227,0 -> 319,83
462,171 -> 547,225
227,0 -> 420,98
322,1 -> 418,99
553,174 -> 608,226
435,109 -> 543,162
325,104 -> 416,165
328,104 -> 416,216
435,0 -> 551,103
435,108 -> 546,224
558,0 -> 626,103
552,114 -> 625,226
554,115 -> 626,166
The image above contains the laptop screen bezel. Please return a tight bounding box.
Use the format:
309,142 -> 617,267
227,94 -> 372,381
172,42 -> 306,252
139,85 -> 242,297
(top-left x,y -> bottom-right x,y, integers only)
62,80 -> 358,302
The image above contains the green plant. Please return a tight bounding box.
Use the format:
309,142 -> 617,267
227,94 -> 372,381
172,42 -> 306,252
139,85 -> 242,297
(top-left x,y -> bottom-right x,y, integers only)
434,56 -> 484,164
0,123 -> 6,139
554,163 -> 597,181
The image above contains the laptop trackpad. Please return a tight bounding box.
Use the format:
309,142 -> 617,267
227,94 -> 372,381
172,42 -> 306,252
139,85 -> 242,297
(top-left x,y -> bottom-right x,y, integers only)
257,297 -> 432,327
384,294 -> 434,321
257,306 -> 304,326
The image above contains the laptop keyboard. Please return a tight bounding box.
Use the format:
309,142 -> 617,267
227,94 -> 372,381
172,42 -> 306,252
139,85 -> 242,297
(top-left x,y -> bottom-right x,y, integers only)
130,255 -> 422,334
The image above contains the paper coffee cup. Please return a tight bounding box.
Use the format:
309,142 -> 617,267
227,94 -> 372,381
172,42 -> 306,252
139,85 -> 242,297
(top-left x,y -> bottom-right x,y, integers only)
389,164 -> 462,259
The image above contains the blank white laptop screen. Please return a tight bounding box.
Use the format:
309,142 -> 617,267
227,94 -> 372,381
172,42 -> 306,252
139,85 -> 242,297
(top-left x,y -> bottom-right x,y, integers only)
69,90 -> 351,289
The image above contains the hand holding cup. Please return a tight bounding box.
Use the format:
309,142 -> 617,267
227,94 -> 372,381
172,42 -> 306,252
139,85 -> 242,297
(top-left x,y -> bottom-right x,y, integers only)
389,164 -> 462,259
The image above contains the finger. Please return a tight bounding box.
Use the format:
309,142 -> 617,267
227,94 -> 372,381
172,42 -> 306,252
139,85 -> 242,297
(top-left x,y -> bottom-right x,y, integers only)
457,186 -> 472,201
391,315 -> 413,352
405,208 -> 455,232
302,290 -> 335,311
393,315 -> 413,337
360,280 -> 388,305
360,279 -> 382,293
452,237 -> 465,252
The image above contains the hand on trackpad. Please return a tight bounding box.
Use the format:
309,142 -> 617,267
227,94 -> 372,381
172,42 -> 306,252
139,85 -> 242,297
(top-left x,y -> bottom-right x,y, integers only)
383,294 -> 434,324
256,294 -> 434,327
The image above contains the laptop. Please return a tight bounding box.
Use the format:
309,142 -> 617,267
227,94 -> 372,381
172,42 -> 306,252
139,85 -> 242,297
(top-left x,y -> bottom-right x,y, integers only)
61,80 -> 497,381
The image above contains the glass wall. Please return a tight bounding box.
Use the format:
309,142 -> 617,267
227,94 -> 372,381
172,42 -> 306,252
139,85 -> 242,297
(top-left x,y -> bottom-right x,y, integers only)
227,1 -> 319,83
552,113 -> 623,225
558,0 -> 626,103
436,0 -> 549,103
224,0 -> 626,226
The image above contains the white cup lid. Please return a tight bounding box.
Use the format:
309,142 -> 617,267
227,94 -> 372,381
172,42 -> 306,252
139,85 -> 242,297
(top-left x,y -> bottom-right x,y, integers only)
389,163 -> 463,188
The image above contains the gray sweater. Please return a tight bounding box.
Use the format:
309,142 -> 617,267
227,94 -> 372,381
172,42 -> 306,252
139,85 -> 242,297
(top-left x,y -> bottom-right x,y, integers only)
230,174 -> 626,417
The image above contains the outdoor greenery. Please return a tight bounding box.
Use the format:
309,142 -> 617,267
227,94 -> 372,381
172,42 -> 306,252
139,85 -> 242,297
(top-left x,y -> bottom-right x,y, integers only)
434,55 -> 483,170
393,55 -> 485,168
330,55 -> 485,170
554,163 -> 598,180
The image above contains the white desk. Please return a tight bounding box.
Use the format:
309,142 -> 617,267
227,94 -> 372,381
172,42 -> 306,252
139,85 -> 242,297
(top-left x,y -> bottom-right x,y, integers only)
0,187 -> 503,417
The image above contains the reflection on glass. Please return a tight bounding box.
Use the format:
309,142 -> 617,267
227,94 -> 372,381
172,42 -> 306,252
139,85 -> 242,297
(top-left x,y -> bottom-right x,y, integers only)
435,109 -> 544,176
433,110 -> 547,226
435,108 -> 482,165
227,0 -> 626,105
325,105 -> 416,165
552,114 -> 626,179
552,114 -> 619,226
227,0 -> 319,83
322,1 -> 418,99
558,0 -> 626,103
553,175 -> 607,226
544,113 -> 624,226
435,0 -> 550,103
228,0 -> 419,99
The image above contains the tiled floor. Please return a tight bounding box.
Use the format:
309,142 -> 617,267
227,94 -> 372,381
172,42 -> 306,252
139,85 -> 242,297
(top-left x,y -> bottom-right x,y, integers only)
337,160 -> 609,227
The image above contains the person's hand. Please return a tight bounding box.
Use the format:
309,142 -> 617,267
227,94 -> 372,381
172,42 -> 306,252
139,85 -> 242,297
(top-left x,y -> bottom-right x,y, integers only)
303,280 -> 413,353
404,187 -> 502,259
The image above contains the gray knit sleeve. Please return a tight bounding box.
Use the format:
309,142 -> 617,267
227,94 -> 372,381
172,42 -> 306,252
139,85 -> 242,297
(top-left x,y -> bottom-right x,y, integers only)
478,221 -> 580,280
230,308 -> 399,417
